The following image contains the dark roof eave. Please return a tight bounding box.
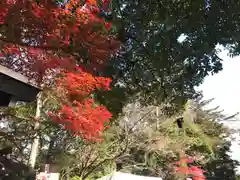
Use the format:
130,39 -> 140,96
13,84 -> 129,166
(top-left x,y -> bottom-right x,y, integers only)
0,65 -> 41,90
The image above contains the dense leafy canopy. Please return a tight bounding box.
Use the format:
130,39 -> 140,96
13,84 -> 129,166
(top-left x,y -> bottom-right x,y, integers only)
0,0 -> 119,81
109,97 -> 237,180
0,0 -> 239,179
102,0 -> 240,109
0,0 -> 120,139
49,67 -> 112,140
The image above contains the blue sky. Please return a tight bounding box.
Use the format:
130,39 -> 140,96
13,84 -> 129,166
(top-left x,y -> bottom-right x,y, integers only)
197,47 -> 240,166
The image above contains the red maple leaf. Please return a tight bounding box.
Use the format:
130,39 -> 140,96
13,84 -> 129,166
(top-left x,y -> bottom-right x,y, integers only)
175,152 -> 206,180
0,0 -> 120,141
49,67 -> 112,141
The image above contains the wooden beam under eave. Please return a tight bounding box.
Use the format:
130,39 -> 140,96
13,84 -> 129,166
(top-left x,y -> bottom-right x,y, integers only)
0,65 -> 41,102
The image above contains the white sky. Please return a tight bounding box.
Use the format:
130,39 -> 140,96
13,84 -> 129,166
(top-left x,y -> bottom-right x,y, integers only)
197,47 -> 240,167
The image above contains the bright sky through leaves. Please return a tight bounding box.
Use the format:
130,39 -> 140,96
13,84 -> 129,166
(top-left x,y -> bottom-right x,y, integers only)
197,46 -> 240,172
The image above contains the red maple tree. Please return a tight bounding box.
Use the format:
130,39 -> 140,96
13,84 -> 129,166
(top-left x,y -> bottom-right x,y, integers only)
0,0 -> 120,140
0,0 -> 119,80
49,67 -> 113,141
175,152 -> 206,180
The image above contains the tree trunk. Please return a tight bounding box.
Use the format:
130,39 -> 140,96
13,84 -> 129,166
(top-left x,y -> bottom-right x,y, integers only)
45,134 -> 58,173
28,92 -> 42,169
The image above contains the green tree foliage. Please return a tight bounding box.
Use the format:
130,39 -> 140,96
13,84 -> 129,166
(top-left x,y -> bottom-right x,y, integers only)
0,103 -> 38,179
113,96 -> 238,179
0,91 -> 238,179
101,0 -> 240,112
205,142 -> 239,180
0,103 -> 36,162
237,175 -> 240,180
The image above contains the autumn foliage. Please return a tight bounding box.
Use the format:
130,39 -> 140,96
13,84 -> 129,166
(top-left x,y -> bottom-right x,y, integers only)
56,67 -> 112,100
49,67 -> 112,141
0,0 -> 119,81
0,0 -> 119,140
175,152 -> 206,180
